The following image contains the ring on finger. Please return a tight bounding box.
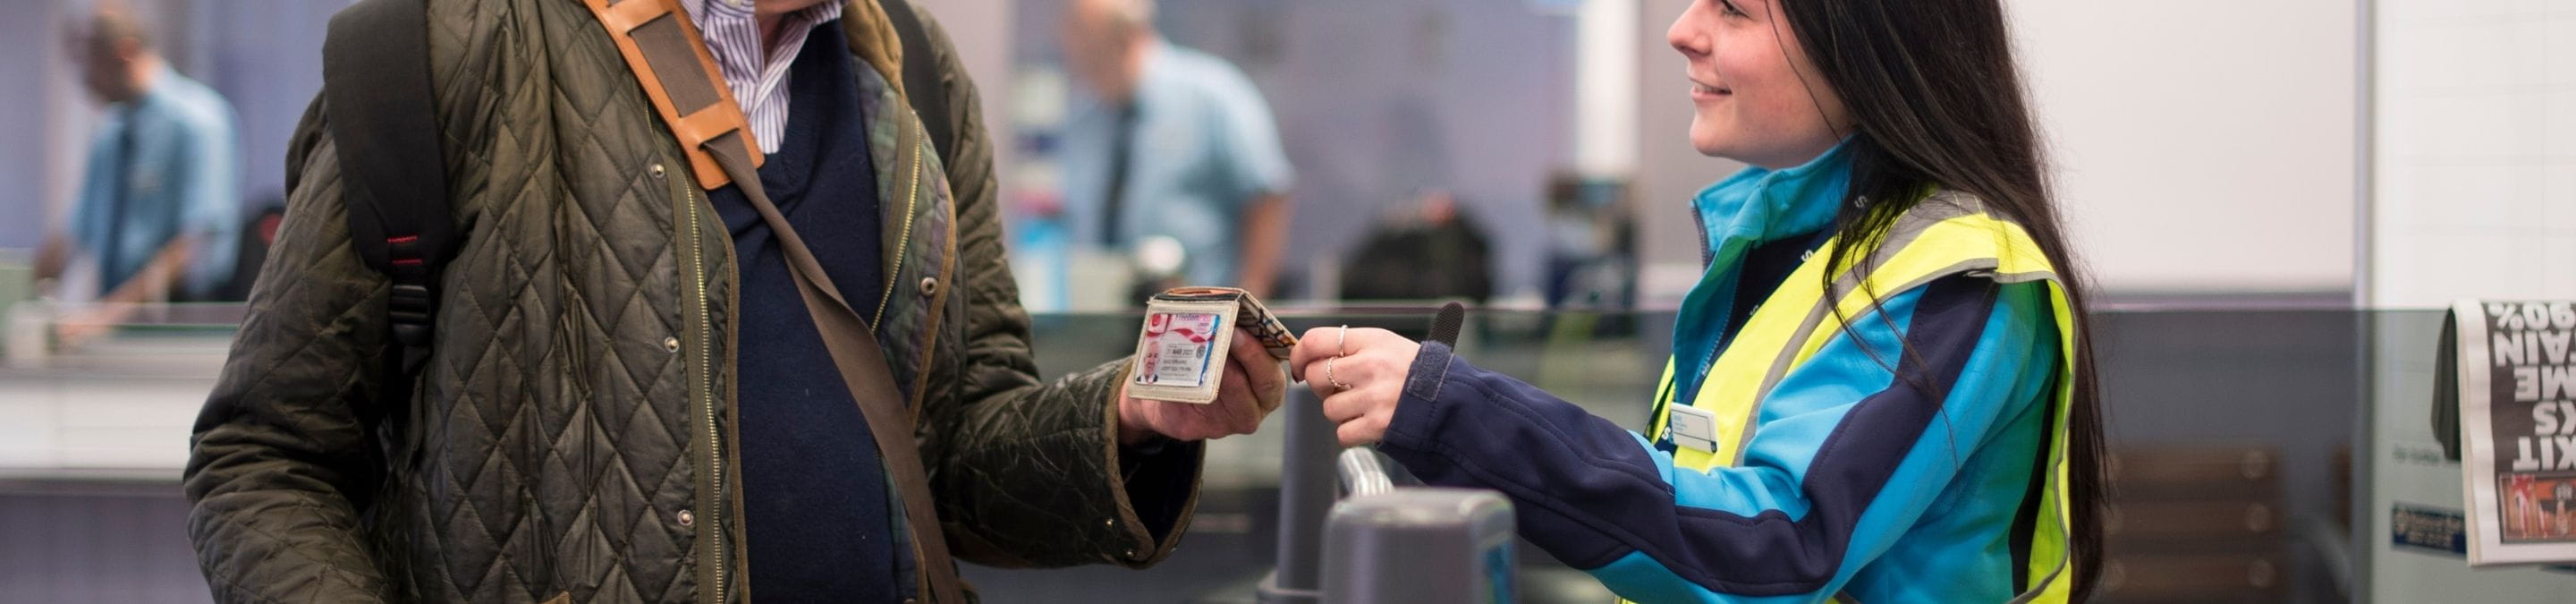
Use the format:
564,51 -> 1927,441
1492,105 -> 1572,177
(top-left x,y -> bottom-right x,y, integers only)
1326,356 -> 1353,391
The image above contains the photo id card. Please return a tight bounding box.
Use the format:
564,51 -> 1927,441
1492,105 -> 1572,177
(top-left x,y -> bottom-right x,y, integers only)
1129,299 -> 1239,404
1126,286 -> 1299,404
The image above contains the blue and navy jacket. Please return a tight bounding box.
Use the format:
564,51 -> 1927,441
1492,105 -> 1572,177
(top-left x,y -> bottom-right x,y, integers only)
1377,144 -> 2063,602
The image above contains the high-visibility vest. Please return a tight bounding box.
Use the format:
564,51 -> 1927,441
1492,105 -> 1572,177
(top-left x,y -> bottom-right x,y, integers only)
1640,192 -> 2079,602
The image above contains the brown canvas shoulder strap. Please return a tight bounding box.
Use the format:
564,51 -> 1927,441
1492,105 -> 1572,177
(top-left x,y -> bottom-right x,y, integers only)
576,1 -> 967,601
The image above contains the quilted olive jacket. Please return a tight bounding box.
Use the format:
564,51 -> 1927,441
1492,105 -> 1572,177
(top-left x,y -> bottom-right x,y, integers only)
182,2 -> 1198,602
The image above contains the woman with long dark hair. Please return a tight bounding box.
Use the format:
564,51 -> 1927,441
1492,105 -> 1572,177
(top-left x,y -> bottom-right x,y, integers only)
1286,0 -> 2104,600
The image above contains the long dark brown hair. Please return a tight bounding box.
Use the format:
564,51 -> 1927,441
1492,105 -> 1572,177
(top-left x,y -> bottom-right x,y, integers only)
1771,0 -> 2106,599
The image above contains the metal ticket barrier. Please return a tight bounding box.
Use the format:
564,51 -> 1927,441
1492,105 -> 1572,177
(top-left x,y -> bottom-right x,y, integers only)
1254,384 -> 1339,604
1255,384 -> 1518,604
1323,451 -> 1516,603
1251,303 -> 1516,603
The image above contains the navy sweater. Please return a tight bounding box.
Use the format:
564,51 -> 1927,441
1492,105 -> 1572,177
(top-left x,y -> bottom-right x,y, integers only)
708,24 -> 899,602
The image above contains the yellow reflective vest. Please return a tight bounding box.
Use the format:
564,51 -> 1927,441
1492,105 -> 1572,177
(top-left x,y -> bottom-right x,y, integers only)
1640,192 -> 2080,602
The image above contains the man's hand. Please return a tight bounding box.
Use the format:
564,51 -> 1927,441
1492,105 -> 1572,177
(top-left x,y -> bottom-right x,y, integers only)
1116,328 -> 1287,445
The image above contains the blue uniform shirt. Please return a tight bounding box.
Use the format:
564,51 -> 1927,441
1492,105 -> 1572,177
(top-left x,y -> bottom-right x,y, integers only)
71,65 -> 241,299
1058,42 -> 1293,286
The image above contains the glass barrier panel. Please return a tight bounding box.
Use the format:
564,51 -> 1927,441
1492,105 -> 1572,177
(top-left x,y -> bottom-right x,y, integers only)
12,304 -> 2572,600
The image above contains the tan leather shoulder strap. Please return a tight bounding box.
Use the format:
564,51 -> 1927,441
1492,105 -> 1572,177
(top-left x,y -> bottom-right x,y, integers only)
580,0 -> 763,189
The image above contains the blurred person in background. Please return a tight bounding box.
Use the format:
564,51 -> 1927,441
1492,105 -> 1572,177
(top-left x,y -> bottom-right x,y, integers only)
182,0 -> 1284,601
35,3 -> 242,336
1288,0 -> 2109,600
1336,190 -> 1494,304
1058,0 -> 1293,296
1541,172 -> 1638,311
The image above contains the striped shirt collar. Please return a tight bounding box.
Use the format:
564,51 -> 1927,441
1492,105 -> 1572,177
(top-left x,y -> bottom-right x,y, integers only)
680,0 -> 845,154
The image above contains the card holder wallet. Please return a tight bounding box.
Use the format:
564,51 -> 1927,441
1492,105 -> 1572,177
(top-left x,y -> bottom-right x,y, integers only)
1126,286 -> 1298,404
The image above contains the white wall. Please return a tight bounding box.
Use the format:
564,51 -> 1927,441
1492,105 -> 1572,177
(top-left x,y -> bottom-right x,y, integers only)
2368,0 -> 2576,309
2010,0 -> 2360,295
1572,0 -> 1637,179
1629,0 -> 2363,302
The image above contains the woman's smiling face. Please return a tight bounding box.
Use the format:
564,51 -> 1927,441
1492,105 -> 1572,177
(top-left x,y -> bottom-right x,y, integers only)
1666,0 -> 1851,168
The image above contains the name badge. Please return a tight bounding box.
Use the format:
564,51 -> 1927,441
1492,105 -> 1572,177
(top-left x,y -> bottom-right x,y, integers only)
1668,404 -> 1720,453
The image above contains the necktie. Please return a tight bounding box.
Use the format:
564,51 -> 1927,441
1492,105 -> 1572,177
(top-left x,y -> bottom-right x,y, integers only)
99,106 -> 141,289
1097,102 -> 1140,247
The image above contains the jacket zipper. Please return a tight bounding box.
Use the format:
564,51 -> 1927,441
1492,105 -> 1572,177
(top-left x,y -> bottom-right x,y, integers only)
681,176 -> 726,603
1655,208 -> 1732,441
871,136 -> 927,327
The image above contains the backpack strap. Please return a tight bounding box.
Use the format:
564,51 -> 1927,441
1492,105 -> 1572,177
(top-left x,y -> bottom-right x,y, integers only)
323,0 -> 454,370
877,0 -> 956,168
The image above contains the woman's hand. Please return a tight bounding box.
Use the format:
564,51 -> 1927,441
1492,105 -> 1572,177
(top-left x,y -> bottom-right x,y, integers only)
1288,327 -> 1423,447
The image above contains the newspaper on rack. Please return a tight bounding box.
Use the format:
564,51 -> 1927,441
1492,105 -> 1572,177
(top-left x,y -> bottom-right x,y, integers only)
2446,300 -> 2576,566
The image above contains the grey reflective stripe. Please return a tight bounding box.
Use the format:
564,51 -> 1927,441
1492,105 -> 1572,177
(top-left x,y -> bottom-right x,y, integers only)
1989,269 -> 2060,285
1726,192 -> 1990,464
2005,560 -> 2070,603
1732,259 -> 1990,464
2010,278 -> 2074,603
1734,298 -> 1832,461
2004,471 -> 2073,604
1732,190 -> 2078,600
1757,200 -> 1954,394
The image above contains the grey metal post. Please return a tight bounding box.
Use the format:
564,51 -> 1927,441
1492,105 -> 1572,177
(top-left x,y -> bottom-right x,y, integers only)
1322,489 -> 1518,603
1257,385 -> 1335,603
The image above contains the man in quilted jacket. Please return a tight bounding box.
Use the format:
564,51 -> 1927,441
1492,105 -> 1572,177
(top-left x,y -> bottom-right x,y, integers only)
181,1 -> 1284,601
